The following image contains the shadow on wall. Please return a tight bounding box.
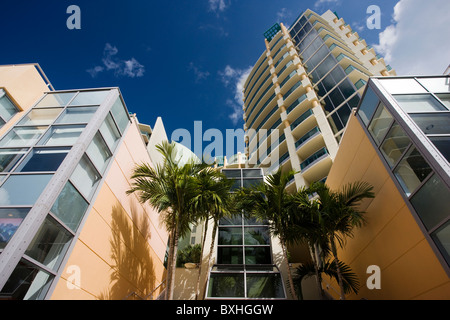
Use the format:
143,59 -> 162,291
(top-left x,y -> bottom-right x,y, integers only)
98,202 -> 156,300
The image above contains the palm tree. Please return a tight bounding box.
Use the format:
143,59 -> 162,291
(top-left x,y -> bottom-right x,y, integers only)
127,141 -> 205,300
237,169 -> 299,300
190,167 -> 235,300
297,181 -> 374,300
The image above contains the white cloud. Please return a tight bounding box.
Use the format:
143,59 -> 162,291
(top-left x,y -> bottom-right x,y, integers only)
219,65 -> 252,126
314,0 -> 340,9
373,0 -> 450,75
276,8 -> 292,23
208,0 -> 228,13
87,43 -> 145,78
188,62 -> 210,82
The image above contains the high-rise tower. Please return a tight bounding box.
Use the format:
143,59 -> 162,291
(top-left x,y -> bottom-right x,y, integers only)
243,9 -> 396,191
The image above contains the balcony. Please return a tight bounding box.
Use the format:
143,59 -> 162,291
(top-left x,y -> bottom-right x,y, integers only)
300,147 -> 329,171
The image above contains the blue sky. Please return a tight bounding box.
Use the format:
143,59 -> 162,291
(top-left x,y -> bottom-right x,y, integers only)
0,0 -> 448,158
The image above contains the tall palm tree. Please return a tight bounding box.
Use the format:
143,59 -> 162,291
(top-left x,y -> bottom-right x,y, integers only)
190,167 -> 235,300
238,169 -> 299,300
299,181 -> 374,300
127,141 -> 205,300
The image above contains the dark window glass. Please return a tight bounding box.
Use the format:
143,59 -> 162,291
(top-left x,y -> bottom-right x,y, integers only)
217,247 -> 243,264
246,273 -> 285,298
409,113 -> 450,135
358,87 -> 380,125
245,247 -> 272,264
16,148 -> 69,172
0,208 -> 30,249
430,137 -> 450,162
207,273 -> 245,298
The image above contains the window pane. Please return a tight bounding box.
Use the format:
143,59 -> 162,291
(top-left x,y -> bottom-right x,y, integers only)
430,137 -> 450,162
379,78 -> 427,94
409,113 -> 450,135
243,178 -> 263,188
69,90 -> 110,106
56,107 -> 98,124
0,126 -> 47,147
16,148 -> 69,172
245,247 -> 272,264
0,174 -> 53,206
218,227 -> 242,245
25,216 -> 73,271
18,108 -> 63,126
394,147 -> 433,196
394,94 -> 447,112
219,214 -> 242,226
36,93 -> 75,108
0,90 -> 18,121
242,169 -> 262,178
217,247 -> 243,264
436,93 -> 450,109
222,169 -> 242,178
110,97 -> 130,133
244,227 -> 271,245
410,174 -> 450,230
246,273 -> 285,298
416,77 -> 450,93
207,273 -> 245,298
38,125 -> 85,146
51,181 -> 89,232
432,221 -> 450,265
70,155 -> 101,199
100,114 -> 120,150
380,122 -> 411,167
0,208 -> 30,249
86,133 -> 112,173
368,103 -> 393,145
0,260 -> 53,300
0,149 -> 28,172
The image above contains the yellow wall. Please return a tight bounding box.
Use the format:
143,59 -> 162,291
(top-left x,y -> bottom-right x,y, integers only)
51,120 -> 169,300
325,114 -> 450,300
0,64 -> 50,136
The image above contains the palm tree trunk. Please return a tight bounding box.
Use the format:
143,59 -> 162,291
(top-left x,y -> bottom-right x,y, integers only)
195,218 -> 209,300
330,237 -> 346,300
202,219 -> 218,299
167,227 -> 180,300
281,239 -> 298,300
164,229 -> 175,300
308,243 -> 325,300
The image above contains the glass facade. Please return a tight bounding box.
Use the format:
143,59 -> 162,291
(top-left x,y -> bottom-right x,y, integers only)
206,168 -> 286,299
357,76 -> 450,267
0,89 -> 130,299
0,89 -> 19,128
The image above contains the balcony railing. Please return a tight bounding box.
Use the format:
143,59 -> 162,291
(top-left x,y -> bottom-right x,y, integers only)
290,109 -> 313,131
295,127 -> 321,149
286,94 -> 307,114
300,147 -> 329,170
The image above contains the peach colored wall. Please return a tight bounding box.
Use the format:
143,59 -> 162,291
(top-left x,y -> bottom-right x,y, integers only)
51,119 -> 169,300
324,114 -> 450,300
0,65 -> 50,136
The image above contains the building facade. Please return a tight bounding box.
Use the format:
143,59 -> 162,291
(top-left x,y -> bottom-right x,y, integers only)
0,64 -> 169,300
243,9 -> 395,192
325,75 -> 450,299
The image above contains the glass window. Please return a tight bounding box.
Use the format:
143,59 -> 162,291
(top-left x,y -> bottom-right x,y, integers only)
25,216 -> 73,271
69,90 -> 110,106
416,77 -> 450,93
218,227 -> 243,245
207,273 -> 245,298
38,125 -> 85,146
394,147 -> 433,196
86,133 -> 112,174
0,149 -> 28,172
217,247 -> 243,264
219,214 -> 242,226
16,148 -> 69,172
0,126 -> 47,148
0,208 -> 30,249
36,93 -> 75,108
380,122 -> 411,167
245,247 -> 272,264
243,178 -> 263,189
394,94 -> 447,112
70,155 -> 101,199
242,169 -> 262,178
379,78 -> 427,94
246,273 -> 284,298
0,174 -> 53,206
111,98 -> 129,134
432,221 -> 450,265
409,113 -> 450,135
100,114 -> 121,150
56,107 -> 98,124
410,174 -> 450,230
358,87 -> 380,125
429,137 -> 450,162
368,103 -> 393,145
222,169 -> 242,178
18,108 -> 63,126
244,227 -> 271,245
0,89 -> 19,123
435,93 -> 450,109
0,260 -> 53,300
51,181 -> 89,232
